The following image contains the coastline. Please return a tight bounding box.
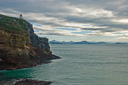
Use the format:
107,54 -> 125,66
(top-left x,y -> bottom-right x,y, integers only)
0,55 -> 60,85
0,14 -> 60,85
0,54 -> 60,71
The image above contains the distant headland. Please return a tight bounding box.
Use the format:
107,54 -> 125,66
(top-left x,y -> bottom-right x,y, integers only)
49,40 -> 128,44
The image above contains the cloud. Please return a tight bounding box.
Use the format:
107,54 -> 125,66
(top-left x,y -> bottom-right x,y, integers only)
33,25 -> 83,36
117,37 -> 128,42
0,0 -> 128,42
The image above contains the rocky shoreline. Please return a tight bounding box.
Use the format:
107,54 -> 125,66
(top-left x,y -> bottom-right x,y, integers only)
0,14 -> 61,70
0,79 -> 52,85
0,54 -> 60,71
0,54 -> 60,85
0,14 -> 61,85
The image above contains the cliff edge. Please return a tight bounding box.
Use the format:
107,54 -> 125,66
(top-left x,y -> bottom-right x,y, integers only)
0,14 -> 60,70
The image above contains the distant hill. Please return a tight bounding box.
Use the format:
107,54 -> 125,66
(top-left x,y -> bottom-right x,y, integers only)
49,40 -> 107,44
49,40 -> 128,44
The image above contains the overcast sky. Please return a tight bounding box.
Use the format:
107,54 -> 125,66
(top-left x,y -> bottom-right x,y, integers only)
0,0 -> 128,42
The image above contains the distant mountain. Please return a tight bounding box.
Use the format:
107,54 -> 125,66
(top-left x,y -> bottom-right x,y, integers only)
49,40 -> 128,44
115,42 -> 128,44
49,40 -> 107,44
49,40 -> 63,44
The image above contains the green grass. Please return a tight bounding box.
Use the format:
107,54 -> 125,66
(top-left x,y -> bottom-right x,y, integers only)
45,48 -> 50,53
0,14 -> 28,31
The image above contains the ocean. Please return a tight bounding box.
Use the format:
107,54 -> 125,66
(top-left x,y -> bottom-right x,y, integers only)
0,44 -> 128,85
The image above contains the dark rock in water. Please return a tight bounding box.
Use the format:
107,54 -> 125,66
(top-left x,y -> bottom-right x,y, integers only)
0,79 -> 52,85
0,73 -> 3,76
51,54 -> 61,59
15,79 -> 52,85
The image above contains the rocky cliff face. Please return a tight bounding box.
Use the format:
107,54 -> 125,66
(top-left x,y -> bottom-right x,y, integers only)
28,23 -> 50,49
0,14 -> 59,70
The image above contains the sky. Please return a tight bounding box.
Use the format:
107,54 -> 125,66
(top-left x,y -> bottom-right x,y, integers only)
0,0 -> 128,42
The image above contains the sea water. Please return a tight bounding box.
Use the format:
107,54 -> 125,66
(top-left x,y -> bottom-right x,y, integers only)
0,44 -> 128,85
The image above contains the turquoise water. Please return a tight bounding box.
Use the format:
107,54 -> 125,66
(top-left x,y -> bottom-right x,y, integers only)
0,44 -> 128,85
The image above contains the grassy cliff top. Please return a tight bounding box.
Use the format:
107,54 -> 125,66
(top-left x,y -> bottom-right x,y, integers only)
0,14 -> 28,31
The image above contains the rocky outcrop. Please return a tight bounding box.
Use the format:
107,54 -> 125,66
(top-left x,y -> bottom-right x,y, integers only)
0,14 -> 60,70
28,23 -> 50,49
0,79 -> 52,85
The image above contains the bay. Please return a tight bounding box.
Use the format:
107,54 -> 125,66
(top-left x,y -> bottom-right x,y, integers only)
0,44 -> 128,85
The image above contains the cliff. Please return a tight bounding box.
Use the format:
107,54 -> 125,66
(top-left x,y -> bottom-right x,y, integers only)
0,14 -> 59,70
28,23 -> 50,49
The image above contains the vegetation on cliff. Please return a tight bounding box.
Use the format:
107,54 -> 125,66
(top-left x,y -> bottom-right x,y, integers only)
0,14 -> 59,70
0,14 -> 28,31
